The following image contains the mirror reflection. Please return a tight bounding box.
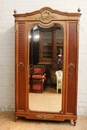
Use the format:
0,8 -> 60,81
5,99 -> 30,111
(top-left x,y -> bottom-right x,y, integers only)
29,24 -> 64,112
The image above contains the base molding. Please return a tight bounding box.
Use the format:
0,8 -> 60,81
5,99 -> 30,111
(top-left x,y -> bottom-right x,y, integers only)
14,111 -> 77,125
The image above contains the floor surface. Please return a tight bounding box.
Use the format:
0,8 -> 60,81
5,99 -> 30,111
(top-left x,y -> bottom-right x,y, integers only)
29,87 -> 62,112
0,112 -> 87,130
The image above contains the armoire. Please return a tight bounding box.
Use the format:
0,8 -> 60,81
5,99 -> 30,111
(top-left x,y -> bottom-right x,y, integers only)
13,7 -> 81,125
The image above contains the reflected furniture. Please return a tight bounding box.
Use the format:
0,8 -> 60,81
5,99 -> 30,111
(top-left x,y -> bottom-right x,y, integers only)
37,22 -> 64,85
13,7 -> 81,125
30,65 -> 46,92
38,24 -> 63,62
55,70 -> 63,93
38,61 -> 52,84
50,60 -> 58,86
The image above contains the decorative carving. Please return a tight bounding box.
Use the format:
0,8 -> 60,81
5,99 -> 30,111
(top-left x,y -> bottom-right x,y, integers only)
68,62 -> 75,75
35,10 -> 57,22
77,8 -> 81,12
14,23 -> 16,33
14,22 -> 18,33
77,18 -> 80,32
13,9 -> 17,14
68,62 -> 75,68
18,62 -> 24,67
36,114 -> 54,119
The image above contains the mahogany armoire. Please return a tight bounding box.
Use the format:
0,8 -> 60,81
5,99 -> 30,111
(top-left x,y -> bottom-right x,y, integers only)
13,7 -> 81,125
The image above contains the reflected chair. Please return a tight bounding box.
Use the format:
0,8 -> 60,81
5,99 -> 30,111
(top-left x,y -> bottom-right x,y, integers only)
30,65 -> 46,93
55,70 -> 63,93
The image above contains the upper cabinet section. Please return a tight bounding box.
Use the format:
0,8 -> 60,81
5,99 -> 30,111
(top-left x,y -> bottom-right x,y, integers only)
13,7 -> 81,23
13,7 -> 81,64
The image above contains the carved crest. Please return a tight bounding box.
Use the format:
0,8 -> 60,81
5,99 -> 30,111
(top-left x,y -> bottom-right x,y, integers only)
35,10 -> 57,22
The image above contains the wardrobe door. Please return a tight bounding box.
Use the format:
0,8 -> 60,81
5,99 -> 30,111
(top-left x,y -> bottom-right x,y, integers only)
67,22 -> 78,114
15,22 -> 27,112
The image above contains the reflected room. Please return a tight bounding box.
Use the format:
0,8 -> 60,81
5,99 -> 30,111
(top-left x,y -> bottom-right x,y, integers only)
28,24 -> 64,112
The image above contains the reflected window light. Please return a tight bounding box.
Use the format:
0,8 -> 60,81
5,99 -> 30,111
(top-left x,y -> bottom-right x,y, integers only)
33,34 -> 40,42
34,34 -> 40,39
29,35 -> 31,39
29,25 -> 40,42
33,29 -> 40,42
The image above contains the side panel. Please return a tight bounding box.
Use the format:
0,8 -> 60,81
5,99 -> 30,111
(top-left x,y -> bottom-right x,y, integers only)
15,22 -> 27,111
67,22 -> 77,114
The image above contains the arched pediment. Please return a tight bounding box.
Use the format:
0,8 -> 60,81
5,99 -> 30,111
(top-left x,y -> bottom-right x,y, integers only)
13,7 -> 81,24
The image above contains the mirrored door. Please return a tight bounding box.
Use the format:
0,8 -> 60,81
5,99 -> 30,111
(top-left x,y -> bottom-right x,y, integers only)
28,23 -> 64,113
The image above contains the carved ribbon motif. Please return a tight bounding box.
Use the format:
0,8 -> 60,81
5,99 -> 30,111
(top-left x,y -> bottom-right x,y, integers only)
35,10 -> 57,22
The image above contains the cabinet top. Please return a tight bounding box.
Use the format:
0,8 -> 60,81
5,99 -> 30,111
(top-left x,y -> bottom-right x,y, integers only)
13,7 -> 81,23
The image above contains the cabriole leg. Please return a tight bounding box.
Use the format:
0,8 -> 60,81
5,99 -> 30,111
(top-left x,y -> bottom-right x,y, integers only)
73,120 -> 77,126
15,116 -> 18,122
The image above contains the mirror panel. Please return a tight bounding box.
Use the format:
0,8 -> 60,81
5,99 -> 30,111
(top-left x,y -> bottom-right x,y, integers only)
29,24 -> 64,112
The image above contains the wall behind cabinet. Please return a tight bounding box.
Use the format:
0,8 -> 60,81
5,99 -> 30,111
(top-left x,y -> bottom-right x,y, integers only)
0,0 -> 87,115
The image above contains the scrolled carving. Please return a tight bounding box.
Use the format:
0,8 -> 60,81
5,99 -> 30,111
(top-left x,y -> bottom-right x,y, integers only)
68,62 -> 75,75
35,10 -> 57,22
18,62 -> 24,66
36,114 -> 54,119
68,62 -> 75,68
41,10 -> 51,20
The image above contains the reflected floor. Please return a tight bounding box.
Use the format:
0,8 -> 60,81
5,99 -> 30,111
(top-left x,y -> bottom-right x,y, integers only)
29,86 -> 62,112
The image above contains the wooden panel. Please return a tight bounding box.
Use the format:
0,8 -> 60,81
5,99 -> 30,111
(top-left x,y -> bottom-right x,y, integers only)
67,22 -> 77,113
17,23 -> 26,110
